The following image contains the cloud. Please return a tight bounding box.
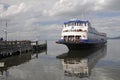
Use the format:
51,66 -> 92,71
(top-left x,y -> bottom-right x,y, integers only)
0,3 -> 26,17
102,0 -> 120,11
43,0 -> 120,18
44,0 -> 106,17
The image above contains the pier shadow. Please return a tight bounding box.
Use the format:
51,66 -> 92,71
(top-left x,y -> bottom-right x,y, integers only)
0,49 -> 47,76
56,45 -> 107,78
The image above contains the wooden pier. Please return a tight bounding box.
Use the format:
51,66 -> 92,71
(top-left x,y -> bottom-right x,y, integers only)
31,40 -> 47,52
0,40 -> 47,58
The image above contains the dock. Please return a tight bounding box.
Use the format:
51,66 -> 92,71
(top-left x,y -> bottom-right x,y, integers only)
31,40 -> 47,52
0,40 -> 47,58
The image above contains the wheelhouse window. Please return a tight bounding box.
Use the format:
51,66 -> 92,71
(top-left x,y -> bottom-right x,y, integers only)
64,35 -> 81,42
64,24 -> 66,27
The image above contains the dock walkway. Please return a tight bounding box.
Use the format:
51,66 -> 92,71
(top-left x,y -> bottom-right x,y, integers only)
0,40 -> 47,58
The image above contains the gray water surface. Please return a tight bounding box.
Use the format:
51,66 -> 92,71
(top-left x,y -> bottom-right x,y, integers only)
0,39 -> 120,80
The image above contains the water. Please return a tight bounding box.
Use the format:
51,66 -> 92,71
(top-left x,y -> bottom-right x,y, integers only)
0,39 -> 120,80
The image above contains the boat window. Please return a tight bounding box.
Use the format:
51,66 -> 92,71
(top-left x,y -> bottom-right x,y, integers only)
85,23 -> 88,26
64,36 -> 67,39
75,36 -> 81,42
69,23 -> 71,26
68,23 -> 70,26
80,23 -> 82,26
81,23 -> 83,26
80,23 -> 81,26
76,22 -> 78,26
78,29 -> 82,31
65,24 -> 67,27
63,24 -> 66,27
72,22 -> 74,26
74,22 -> 76,26
64,36 -> 68,41
68,36 -> 74,42
75,22 -> 77,26
77,23 -> 78,26
78,23 -> 80,26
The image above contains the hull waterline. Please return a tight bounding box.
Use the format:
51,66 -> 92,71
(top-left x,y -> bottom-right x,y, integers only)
56,41 -> 107,50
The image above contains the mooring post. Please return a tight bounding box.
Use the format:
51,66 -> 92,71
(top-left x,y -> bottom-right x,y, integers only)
36,41 -> 38,52
45,40 -> 47,55
45,40 -> 47,45
36,41 -> 38,46
19,41 -> 22,55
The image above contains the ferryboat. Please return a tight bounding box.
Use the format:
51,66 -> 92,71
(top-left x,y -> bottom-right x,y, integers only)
56,19 -> 107,50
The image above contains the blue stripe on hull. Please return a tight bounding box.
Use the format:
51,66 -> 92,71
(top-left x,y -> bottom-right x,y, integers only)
58,39 -> 106,44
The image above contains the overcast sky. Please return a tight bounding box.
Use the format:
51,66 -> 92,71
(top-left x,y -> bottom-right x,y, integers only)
0,0 -> 120,40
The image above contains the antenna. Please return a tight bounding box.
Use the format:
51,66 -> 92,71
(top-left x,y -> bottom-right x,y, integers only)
5,21 -> 8,41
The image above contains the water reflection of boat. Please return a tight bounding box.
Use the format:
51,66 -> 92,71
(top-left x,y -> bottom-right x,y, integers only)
0,50 -> 47,76
56,46 -> 107,78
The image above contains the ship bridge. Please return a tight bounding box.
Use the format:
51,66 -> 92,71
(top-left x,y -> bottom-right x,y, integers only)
62,19 -> 90,33
64,20 -> 90,27
61,20 -> 90,42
